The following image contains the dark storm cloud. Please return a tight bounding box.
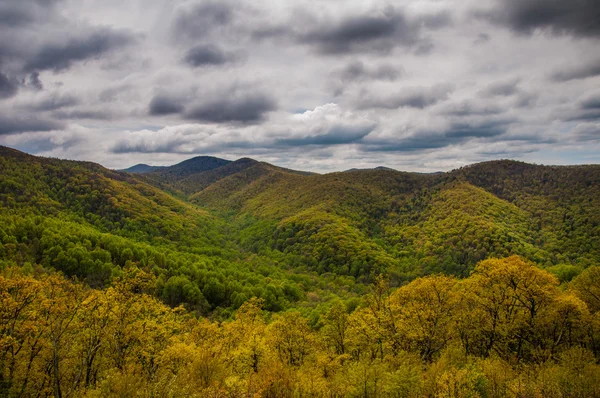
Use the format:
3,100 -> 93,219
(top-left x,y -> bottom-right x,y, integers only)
296,7 -> 451,54
24,28 -> 136,72
333,61 -> 401,83
479,79 -> 520,97
172,1 -> 234,40
0,71 -> 18,99
357,84 -> 453,109
183,44 -> 239,67
551,60 -> 600,82
479,0 -> 600,38
184,93 -> 277,123
149,95 -> 185,116
0,115 -> 64,135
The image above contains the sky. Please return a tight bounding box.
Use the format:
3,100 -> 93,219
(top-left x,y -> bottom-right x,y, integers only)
0,0 -> 599,173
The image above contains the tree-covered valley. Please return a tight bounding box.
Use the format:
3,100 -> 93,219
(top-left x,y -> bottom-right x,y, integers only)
1,145 -> 600,397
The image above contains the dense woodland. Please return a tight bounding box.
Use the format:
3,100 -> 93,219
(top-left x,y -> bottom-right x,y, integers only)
1,145 -> 600,396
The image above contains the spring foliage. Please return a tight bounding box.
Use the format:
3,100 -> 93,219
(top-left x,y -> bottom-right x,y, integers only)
1,257 -> 600,397
1,147 -> 600,395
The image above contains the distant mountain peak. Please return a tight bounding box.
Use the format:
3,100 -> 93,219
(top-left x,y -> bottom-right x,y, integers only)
120,164 -> 165,174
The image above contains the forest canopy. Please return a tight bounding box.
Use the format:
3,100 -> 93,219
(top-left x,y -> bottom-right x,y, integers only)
1,146 -> 599,396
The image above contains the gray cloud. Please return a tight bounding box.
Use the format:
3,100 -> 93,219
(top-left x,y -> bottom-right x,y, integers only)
479,79 -> 520,97
184,92 -> 276,124
581,94 -> 600,110
52,109 -> 116,120
0,115 -> 64,135
27,72 -> 43,91
514,92 -> 538,108
333,61 -> 401,83
274,125 -> 373,147
441,102 -> 504,116
24,28 -> 136,72
0,71 -> 18,99
296,7 -> 450,54
26,93 -> 79,111
149,94 -> 185,116
564,110 -> 600,122
444,119 -> 513,139
570,123 -> 600,142
9,134 -> 82,153
172,1 -> 234,40
112,137 -> 189,154
183,44 -> 240,67
363,119 -> 512,152
474,32 -> 491,45
479,0 -> 600,38
563,92 -> 600,121
357,84 -> 453,109
0,0 -> 62,28
551,60 -> 600,82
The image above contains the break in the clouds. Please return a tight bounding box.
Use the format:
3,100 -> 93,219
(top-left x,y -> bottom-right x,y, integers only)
0,0 -> 599,172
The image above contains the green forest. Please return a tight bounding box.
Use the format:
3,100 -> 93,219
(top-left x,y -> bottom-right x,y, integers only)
1,145 -> 600,397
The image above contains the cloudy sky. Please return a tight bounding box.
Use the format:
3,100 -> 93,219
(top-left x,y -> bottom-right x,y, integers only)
0,0 -> 599,172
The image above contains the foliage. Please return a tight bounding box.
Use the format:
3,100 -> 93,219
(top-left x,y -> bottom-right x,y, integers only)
1,257 -> 600,397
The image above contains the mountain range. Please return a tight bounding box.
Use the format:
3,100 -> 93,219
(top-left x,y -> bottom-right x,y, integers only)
2,144 -> 599,312
2,145 -> 600,395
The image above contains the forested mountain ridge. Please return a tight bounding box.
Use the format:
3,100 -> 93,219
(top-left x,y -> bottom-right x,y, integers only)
2,146 -> 599,292
2,146 -> 600,396
0,146 -> 324,315
143,154 -> 600,280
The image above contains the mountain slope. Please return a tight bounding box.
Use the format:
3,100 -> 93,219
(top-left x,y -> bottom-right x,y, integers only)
188,158 -> 600,278
0,147 -> 329,313
2,147 -> 599,313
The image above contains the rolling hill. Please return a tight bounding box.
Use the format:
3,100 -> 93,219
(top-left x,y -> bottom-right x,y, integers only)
2,145 -> 600,396
2,145 -> 600,308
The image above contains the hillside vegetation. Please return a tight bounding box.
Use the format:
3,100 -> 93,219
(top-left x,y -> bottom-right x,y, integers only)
1,257 -> 600,396
1,146 -> 600,396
